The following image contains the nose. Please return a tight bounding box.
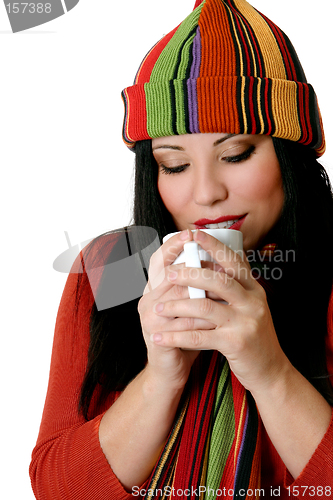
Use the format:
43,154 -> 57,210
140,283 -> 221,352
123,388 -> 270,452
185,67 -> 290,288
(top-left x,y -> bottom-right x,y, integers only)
193,166 -> 228,206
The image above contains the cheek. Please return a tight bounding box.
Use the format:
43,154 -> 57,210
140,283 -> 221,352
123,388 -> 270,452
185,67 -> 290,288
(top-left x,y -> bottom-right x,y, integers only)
157,177 -> 186,215
234,159 -> 284,209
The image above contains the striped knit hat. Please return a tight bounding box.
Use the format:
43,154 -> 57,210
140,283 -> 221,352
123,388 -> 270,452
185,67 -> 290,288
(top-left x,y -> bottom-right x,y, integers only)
122,0 -> 325,156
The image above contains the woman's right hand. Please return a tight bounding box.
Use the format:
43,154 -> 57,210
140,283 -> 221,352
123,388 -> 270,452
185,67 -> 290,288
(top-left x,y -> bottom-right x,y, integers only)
138,229 -> 216,390
99,230 -> 216,490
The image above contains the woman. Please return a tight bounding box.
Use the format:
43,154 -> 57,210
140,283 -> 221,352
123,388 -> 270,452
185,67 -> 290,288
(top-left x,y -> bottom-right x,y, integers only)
30,0 -> 333,498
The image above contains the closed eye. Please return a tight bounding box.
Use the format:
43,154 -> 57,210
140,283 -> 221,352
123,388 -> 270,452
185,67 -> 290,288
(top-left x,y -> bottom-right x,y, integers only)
159,145 -> 255,174
160,163 -> 190,175
222,145 -> 255,163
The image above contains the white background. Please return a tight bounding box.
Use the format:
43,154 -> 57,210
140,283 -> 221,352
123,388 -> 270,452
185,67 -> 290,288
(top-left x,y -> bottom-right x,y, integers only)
1,1 -> 332,498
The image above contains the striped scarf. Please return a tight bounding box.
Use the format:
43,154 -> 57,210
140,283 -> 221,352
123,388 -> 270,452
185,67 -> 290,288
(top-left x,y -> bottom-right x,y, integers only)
144,351 -> 261,500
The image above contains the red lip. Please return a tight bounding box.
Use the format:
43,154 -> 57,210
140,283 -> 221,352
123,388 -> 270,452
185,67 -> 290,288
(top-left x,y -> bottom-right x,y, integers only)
194,214 -> 247,228
229,216 -> 246,230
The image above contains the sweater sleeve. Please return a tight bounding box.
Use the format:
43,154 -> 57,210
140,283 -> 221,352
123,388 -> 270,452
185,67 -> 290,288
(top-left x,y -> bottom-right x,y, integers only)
282,290 -> 333,498
29,235 -> 139,500
283,409 -> 333,495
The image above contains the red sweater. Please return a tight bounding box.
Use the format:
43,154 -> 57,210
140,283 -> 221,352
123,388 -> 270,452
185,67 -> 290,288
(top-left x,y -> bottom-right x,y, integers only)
30,234 -> 333,500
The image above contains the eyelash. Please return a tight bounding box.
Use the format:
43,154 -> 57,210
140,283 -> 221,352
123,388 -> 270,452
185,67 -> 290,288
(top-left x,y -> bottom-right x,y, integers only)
160,163 -> 190,175
160,145 -> 255,175
223,144 -> 255,163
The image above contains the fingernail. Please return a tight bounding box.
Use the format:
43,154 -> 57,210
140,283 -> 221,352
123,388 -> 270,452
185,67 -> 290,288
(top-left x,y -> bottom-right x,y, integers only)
154,302 -> 164,313
194,229 -> 206,241
151,333 -> 163,343
168,271 -> 178,281
180,229 -> 191,241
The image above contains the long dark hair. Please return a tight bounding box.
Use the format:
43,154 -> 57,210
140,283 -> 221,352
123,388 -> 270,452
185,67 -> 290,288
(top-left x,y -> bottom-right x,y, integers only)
78,137 -> 333,419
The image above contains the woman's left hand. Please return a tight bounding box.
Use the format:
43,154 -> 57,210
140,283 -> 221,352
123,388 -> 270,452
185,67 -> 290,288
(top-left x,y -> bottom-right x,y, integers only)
151,230 -> 289,394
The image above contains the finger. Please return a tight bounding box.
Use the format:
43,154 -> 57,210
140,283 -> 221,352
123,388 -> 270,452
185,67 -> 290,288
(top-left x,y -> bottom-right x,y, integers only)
154,297 -> 233,325
193,230 -> 255,290
148,230 -> 193,278
201,261 -> 224,272
166,266 -> 248,305
150,328 -> 218,351
145,262 -> 186,295
163,317 -> 216,332
200,262 -> 225,300
141,264 -> 189,310
148,262 -> 222,301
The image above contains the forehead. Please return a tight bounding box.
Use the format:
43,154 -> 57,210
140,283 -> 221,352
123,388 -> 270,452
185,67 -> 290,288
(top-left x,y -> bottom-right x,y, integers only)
152,133 -> 273,152
152,133 -> 236,151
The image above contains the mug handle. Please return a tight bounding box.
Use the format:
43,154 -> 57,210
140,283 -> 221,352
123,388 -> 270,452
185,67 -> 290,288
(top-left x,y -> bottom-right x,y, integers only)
183,241 -> 206,299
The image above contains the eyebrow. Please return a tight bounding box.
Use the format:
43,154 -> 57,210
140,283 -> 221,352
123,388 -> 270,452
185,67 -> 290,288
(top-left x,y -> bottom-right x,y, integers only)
152,133 -> 236,151
213,133 -> 236,147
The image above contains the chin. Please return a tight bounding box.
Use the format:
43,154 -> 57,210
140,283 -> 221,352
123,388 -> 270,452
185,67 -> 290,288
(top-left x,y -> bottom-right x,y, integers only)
243,235 -> 261,253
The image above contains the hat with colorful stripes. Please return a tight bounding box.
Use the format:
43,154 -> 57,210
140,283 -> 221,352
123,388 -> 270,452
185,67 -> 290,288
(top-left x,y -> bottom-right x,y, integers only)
121,0 -> 325,156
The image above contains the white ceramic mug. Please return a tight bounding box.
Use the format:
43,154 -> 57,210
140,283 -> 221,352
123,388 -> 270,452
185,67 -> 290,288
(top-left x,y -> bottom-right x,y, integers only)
163,229 -> 243,298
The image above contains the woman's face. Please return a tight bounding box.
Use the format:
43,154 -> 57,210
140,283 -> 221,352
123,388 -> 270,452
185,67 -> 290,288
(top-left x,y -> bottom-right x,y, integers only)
153,133 -> 284,251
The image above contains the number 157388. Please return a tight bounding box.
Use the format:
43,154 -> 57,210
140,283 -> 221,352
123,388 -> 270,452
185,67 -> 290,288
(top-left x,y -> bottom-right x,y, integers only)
6,3 -> 52,14
287,486 -> 332,496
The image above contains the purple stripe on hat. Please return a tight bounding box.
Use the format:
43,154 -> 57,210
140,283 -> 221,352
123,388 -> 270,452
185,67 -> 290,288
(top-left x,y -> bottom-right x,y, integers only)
190,26 -> 201,80
187,26 -> 201,133
233,403 -> 249,489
